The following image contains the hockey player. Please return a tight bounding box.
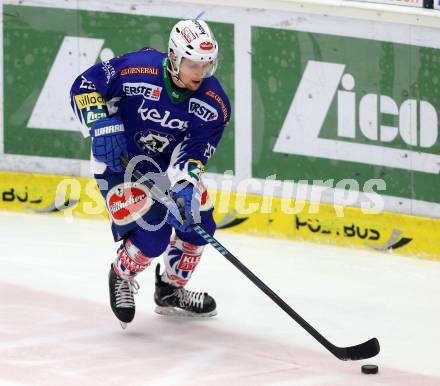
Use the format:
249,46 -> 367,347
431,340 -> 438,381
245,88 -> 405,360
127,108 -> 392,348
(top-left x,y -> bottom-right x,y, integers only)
70,19 -> 231,327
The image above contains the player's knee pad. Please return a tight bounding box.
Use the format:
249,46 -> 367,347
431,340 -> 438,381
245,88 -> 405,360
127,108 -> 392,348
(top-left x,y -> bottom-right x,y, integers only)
113,238 -> 152,280
162,235 -> 205,287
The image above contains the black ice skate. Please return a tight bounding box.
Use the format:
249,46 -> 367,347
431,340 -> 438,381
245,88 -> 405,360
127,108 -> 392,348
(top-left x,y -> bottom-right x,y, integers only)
154,264 -> 217,317
108,264 -> 140,329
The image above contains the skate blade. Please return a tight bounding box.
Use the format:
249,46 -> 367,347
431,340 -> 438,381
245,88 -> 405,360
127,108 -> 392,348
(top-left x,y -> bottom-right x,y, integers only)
154,306 -> 217,318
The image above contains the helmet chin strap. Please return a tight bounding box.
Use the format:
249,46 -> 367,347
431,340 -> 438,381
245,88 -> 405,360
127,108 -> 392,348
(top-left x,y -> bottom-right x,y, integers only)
167,58 -> 192,89
174,73 -> 192,89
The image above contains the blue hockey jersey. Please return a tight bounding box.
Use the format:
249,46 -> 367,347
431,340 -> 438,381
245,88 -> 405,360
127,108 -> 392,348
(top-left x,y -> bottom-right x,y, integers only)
70,48 -> 231,185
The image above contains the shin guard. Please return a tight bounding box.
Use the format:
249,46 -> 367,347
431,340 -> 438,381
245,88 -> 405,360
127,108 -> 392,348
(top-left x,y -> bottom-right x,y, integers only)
162,236 -> 204,287
113,239 -> 151,280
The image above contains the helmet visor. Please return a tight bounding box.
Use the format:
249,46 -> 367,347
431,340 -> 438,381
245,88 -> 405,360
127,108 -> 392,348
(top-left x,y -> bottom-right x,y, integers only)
179,57 -> 218,79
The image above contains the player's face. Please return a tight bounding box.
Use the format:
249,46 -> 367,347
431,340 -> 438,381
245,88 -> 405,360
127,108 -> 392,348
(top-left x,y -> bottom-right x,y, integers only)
178,58 -> 211,90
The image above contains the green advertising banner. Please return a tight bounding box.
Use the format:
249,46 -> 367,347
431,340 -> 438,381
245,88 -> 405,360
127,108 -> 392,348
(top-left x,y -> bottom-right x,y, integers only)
252,27 -> 440,204
2,4 -> 235,172
2,1 -> 440,217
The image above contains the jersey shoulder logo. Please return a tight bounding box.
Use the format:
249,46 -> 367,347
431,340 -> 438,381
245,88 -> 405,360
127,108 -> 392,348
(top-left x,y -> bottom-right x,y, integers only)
74,92 -> 106,109
204,89 -> 229,122
188,98 -> 218,122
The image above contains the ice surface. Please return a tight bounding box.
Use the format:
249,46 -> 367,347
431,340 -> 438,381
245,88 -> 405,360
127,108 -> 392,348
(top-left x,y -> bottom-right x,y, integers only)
1,211 -> 439,386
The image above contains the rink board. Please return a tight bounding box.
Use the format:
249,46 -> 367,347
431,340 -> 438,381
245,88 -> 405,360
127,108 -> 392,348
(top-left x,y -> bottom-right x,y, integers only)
3,1 -> 440,220
1,171 -> 440,261
0,171 -> 108,221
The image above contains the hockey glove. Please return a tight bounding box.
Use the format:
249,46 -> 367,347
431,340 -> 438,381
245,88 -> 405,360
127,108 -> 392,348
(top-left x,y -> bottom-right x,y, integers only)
90,116 -> 127,173
167,181 -> 201,233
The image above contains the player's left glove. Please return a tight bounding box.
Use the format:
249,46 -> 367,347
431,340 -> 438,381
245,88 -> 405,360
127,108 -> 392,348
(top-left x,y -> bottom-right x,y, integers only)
90,116 -> 127,173
167,181 -> 201,233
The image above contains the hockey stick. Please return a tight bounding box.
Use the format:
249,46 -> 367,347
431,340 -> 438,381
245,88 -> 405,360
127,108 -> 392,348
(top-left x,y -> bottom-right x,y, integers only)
120,155 -> 380,361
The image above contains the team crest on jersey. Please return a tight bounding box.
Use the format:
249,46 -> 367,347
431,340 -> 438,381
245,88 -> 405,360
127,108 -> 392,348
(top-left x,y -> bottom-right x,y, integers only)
106,183 -> 153,226
123,82 -> 162,101
134,130 -> 174,156
188,98 -> 218,122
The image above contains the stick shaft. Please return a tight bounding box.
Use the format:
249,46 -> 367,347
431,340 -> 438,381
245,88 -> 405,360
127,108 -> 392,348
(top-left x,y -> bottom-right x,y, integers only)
120,155 -> 379,360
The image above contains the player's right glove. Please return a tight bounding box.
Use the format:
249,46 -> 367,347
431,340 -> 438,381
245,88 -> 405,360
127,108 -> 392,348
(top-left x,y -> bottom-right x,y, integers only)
166,181 -> 201,233
90,116 -> 127,173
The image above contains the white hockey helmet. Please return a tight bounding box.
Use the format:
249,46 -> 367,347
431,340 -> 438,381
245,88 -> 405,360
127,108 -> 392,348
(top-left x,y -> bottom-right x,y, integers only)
168,19 -> 218,78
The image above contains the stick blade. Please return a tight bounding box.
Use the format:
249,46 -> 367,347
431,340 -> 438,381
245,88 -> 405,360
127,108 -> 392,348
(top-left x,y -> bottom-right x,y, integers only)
335,337 -> 380,361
